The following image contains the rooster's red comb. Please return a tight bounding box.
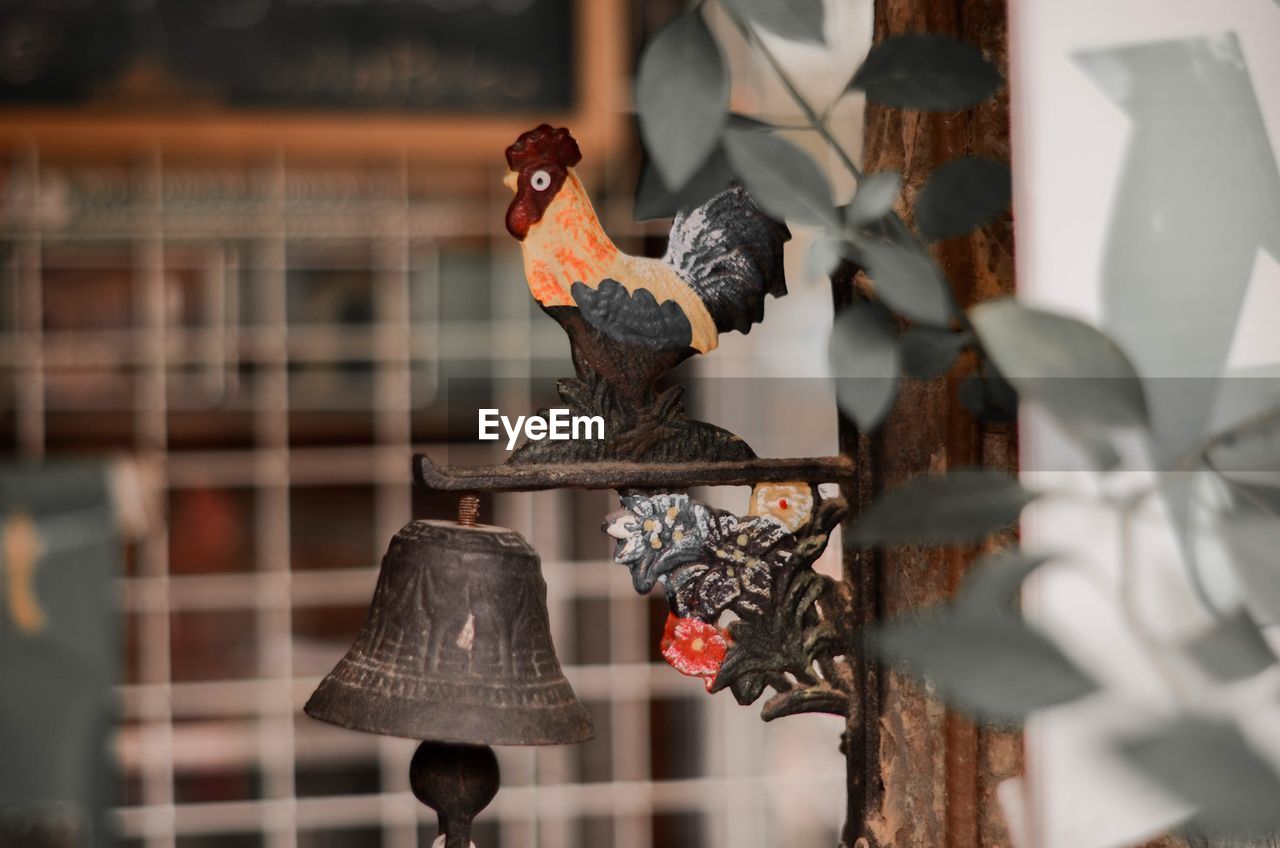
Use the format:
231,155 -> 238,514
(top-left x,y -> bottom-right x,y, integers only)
506,125 -> 582,170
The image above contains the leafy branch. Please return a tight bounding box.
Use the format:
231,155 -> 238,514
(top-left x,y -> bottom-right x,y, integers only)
632,3 -> 1280,843
636,0 -> 1014,433
719,2 -> 866,182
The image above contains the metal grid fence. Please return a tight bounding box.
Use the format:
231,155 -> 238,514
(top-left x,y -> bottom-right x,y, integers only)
1,148 -> 845,848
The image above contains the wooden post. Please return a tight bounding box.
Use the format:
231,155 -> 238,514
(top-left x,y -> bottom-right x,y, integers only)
837,1 -> 1020,845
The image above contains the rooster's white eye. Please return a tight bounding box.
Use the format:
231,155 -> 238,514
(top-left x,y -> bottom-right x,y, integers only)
530,170 -> 552,191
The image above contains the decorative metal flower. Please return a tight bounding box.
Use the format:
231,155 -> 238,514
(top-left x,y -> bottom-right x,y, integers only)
659,613 -> 728,691
603,493 -> 710,592
603,485 -> 852,718
604,491 -> 793,620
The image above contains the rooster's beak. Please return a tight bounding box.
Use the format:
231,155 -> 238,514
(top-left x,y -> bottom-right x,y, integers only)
503,171 -> 518,193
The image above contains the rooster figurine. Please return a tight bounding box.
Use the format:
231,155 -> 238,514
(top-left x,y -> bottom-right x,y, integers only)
503,124 -> 790,463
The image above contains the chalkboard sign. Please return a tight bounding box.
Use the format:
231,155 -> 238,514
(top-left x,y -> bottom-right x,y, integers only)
0,0 -> 576,113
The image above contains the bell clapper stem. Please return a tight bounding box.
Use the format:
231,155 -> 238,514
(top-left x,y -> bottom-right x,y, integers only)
410,741 -> 499,848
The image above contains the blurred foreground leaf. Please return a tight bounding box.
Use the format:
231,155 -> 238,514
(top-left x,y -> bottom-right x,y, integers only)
850,34 -> 1003,111
847,170 -> 902,226
1215,508 -> 1280,625
1121,718 -> 1280,838
636,151 -> 733,220
860,240 -> 956,325
724,127 -> 840,228
957,366 -> 1018,424
917,157 -> 1012,240
956,549 -> 1053,614
829,301 -> 900,431
634,115 -> 770,220
807,236 -> 851,280
1183,610 -> 1276,682
875,613 -> 1096,721
852,470 -> 1038,544
636,10 -> 729,189
724,0 -> 825,44
900,326 -> 969,378
971,299 -> 1148,427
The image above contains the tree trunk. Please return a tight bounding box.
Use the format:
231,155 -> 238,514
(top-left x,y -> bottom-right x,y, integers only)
837,1 -> 1020,846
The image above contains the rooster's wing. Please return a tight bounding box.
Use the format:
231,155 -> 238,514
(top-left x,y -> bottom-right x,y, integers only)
571,279 -> 694,351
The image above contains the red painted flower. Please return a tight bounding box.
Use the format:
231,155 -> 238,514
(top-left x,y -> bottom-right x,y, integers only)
660,613 -> 728,692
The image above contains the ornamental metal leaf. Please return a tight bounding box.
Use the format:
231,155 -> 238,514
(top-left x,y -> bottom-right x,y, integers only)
636,9 -> 730,190
850,34 -> 1003,111
713,563 -> 845,713
851,470 -> 1037,545
723,126 -> 841,229
723,0 -> 825,45
760,682 -> 849,722
829,301 -> 900,431
971,299 -> 1150,427
874,613 -> 1097,721
916,157 -> 1012,241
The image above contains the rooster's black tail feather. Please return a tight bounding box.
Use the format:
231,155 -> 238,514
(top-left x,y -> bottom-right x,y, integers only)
661,183 -> 790,336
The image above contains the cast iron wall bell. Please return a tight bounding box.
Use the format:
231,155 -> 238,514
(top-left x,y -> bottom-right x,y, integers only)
305,495 -> 592,846
308,124 -> 856,847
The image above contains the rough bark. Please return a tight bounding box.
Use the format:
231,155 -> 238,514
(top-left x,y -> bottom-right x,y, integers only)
838,1 -> 1020,846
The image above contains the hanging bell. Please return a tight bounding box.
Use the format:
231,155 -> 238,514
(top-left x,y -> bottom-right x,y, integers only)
305,502 -> 592,847
305,513 -> 593,746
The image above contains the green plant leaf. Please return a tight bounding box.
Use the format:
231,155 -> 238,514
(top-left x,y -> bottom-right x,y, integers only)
847,170 -> 902,226
636,9 -> 730,190
1227,479 -> 1280,518
859,240 -> 956,325
917,157 -> 1012,240
723,126 -> 840,228
851,470 -> 1037,545
1183,610 -> 1276,682
850,34 -> 1003,111
874,613 -> 1096,720
635,151 -> 733,221
970,299 -> 1149,427
1216,508 -> 1280,625
956,550 -> 1053,614
635,115 -> 777,220
723,0 -> 825,45
900,326 -> 969,378
1120,718 -> 1280,837
829,301 -> 900,432
807,236 -> 851,280
1204,410 -> 1280,484
957,367 -> 1018,424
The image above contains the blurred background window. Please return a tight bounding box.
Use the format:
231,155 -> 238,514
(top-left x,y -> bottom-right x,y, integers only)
0,1 -> 869,846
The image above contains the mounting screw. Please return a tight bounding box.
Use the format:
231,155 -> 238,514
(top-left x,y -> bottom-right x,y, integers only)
457,495 -> 480,527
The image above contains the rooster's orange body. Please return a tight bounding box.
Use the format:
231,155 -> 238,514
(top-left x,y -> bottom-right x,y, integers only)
503,125 -> 790,401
